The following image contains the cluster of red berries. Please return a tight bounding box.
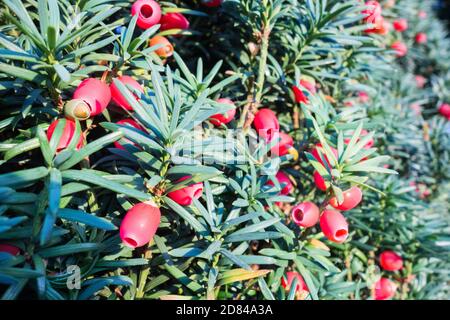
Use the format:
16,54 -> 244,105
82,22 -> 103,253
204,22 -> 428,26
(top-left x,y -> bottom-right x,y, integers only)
361,1 -> 429,58
290,185 -> 362,244
130,0 -> 186,59
117,96 -> 236,248
289,131 -> 372,243
253,108 -> 297,158
130,0 -> 223,59
374,250 -> 403,300
46,76 -> 145,151
252,108 -> 298,207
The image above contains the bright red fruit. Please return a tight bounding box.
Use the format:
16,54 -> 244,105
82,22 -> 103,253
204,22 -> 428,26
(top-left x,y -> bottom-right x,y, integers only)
167,176 -> 204,206
267,171 -> 293,195
270,132 -> 293,157
201,0 -> 223,7
438,103 -> 450,120
253,108 -> 280,141
210,98 -> 236,126
362,1 -> 382,24
311,143 -> 338,168
358,91 -> 369,103
364,16 -> 389,34
149,35 -> 174,58
0,244 -> 20,256
391,41 -> 408,57
392,18 -> 408,32
379,250 -> 403,271
415,33 -> 427,44
418,11 -> 427,19
374,277 -> 397,300
415,75 -> 426,88
114,119 -> 145,150
73,78 -> 111,116
320,210 -> 349,243
313,171 -> 328,191
329,186 -> 363,211
160,13 -> 190,31
299,79 -> 317,93
281,271 -> 309,293
120,202 -> 161,248
131,0 -> 162,30
47,119 -> 84,152
291,202 -> 320,228
110,76 -> 144,111
292,85 -> 309,104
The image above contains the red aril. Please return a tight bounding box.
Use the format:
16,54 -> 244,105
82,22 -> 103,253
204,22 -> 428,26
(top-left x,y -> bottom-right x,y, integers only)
291,202 -> 320,228
210,98 -> 236,126
320,210 -> 349,243
120,202 -> 161,248
110,76 -> 144,111
379,250 -> 403,271
329,186 -> 363,211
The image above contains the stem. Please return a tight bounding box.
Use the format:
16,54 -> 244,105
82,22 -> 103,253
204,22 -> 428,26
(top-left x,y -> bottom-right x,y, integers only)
293,106 -> 300,129
254,26 -> 270,105
135,240 -> 153,299
239,24 -> 271,129
344,248 -> 354,299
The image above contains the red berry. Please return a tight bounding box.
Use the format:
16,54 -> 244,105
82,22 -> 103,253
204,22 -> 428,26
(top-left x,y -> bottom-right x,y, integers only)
361,129 -> 374,148
210,98 -> 236,126
358,91 -> 369,103
267,171 -> 293,195
391,41 -> 408,57
299,79 -> 317,93
364,16 -> 389,35
438,103 -> 450,120
47,119 -> 84,152
379,250 -> 403,271
73,78 -> 111,116
167,176 -> 204,206
149,35 -> 174,58
392,18 -> 408,32
0,244 -> 20,256
131,0 -> 162,30
313,171 -> 328,191
292,85 -> 309,104
362,1 -> 382,24
253,108 -> 280,141
270,132 -> 293,157
114,119 -> 145,150
329,186 -> 363,211
110,76 -> 144,111
310,143 -> 338,168
160,13 -> 190,31
414,75 -> 426,88
418,10 -> 427,19
320,210 -> 349,243
201,0 -> 223,7
281,271 -> 309,293
374,277 -> 397,300
415,32 -> 427,44
120,202 -> 161,248
291,202 -> 320,228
